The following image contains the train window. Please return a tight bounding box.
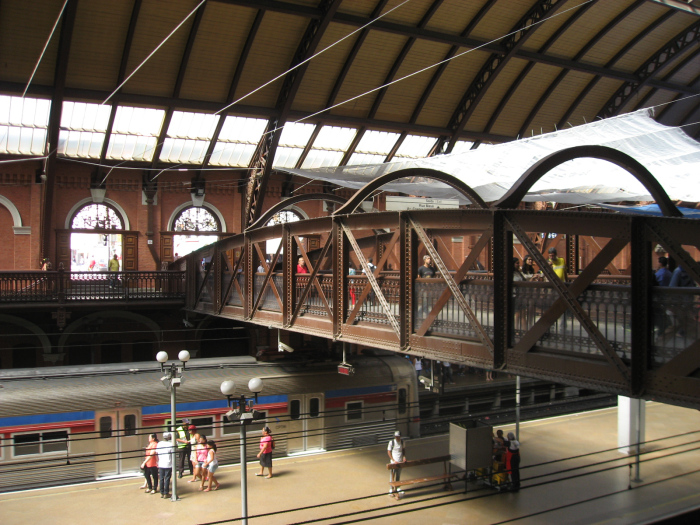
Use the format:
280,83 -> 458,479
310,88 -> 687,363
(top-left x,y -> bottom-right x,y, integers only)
42,431 -> 68,453
346,401 -> 363,421
99,416 -> 112,438
14,433 -> 40,456
13,431 -> 68,456
290,400 -> 301,420
309,398 -> 321,418
124,415 -> 137,436
398,388 -> 407,415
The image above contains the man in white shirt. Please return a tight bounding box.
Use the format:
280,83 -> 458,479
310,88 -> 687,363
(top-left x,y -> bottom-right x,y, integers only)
156,432 -> 175,499
387,430 -> 406,497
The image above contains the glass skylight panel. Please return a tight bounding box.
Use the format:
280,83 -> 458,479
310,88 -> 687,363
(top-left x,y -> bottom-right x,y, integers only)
273,122 -> 316,168
58,101 -> 111,158
451,140 -> 475,154
0,95 -> 50,155
301,125 -> 356,169
346,130 -> 400,165
106,106 -> 165,161
210,116 -> 267,167
394,135 -> 435,159
159,111 -> 219,164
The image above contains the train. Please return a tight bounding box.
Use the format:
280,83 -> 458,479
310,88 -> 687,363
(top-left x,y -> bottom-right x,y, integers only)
0,354 -> 419,492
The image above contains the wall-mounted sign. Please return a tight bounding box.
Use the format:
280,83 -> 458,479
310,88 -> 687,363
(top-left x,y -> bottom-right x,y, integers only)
385,196 -> 460,211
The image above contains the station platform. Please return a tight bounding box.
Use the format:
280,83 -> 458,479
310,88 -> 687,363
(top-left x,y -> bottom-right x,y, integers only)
2,402 -> 699,524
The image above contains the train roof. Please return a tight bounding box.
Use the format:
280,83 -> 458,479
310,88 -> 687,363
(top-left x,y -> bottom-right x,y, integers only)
0,355 -> 414,419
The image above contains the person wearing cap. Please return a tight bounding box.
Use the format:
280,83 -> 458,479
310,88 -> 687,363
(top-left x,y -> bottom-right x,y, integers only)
547,247 -> 567,281
175,421 -> 194,478
503,431 -> 521,492
156,432 -> 175,499
387,430 -> 406,497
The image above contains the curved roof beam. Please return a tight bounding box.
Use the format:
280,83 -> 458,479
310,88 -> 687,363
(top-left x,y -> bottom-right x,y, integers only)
483,0 -> 597,141
42,0 -> 77,259
493,145 -> 682,217
150,3 -> 207,171
199,10 -> 265,173
522,2 -> 670,138
558,3 -> 670,129
597,19 -> 700,119
413,1 -> 498,147
333,168 -> 487,216
95,0 -> 143,186
635,47 -> 700,114
247,193 -> 347,230
245,0 -> 343,226
435,0 -> 570,155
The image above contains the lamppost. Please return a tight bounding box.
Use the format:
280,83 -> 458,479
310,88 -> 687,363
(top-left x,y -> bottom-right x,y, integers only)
220,377 -> 264,525
157,350 -> 190,502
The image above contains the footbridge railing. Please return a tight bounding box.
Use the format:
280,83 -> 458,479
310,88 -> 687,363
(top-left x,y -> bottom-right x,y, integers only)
182,208 -> 700,409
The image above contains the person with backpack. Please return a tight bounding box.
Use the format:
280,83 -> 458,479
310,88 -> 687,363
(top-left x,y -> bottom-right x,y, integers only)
387,430 -> 406,498
256,426 -> 274,478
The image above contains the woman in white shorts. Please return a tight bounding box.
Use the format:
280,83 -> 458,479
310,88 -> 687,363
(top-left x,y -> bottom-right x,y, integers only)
201,440 -> 220,491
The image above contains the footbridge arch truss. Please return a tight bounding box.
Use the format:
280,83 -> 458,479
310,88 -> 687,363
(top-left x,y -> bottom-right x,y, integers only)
182,148 -> 700,409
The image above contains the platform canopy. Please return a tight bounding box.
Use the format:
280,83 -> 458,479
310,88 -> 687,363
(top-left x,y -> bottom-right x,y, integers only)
278,109 -> 700,206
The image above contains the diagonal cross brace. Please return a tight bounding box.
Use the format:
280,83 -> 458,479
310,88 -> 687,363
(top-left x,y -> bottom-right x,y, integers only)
409,216 -> 494,352
340,221 -> 401,338
507,216 -> 630,381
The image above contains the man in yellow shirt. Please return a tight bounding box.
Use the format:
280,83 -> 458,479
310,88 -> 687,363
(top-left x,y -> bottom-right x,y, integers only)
547,247 -> 567,281
108,254 -> 120,289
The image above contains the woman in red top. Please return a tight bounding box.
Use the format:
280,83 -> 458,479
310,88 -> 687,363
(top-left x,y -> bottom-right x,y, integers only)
296,257 -> 308,274
256,427 -> 274,478
140,434 -> 159,494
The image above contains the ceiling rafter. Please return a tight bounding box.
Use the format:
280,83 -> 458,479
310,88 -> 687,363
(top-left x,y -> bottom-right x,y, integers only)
214,0 -> 697,101
434,0 -> 570,155
95,0 -> 143,186
520,1 -> 664,139
557,0 -> 661,129
41,0 -> 78,259
245,0 -> 343,226
420,0 -> 499,157
634,46 -> 700,112
198,9 -> 265,175
482,0 -> 598,144
597,19 -> 700,118
149,1 -> 207,174
332,0 -> 390,167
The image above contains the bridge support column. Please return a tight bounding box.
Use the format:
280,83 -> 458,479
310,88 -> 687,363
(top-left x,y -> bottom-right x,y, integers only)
617,396 -> 645,455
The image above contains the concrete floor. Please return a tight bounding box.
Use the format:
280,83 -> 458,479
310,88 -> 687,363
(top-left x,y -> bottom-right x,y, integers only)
1,402 -> 699,524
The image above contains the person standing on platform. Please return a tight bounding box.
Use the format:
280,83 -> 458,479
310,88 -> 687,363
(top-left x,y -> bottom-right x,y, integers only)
504,432 -> 521,492
156,432 -> 175,499
175,422 -> 192,479
141,433 -> 159,494
108,253 -> 120,288
296,257 -> 308,274
442,361 -> 454,384
188,432 -> 202,483
256,426 -> 274,478
387,430 -> 406,498
201,441 -> 220,491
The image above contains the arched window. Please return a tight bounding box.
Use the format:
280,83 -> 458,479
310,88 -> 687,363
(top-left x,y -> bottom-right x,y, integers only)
265,209 -> 303,227
71,203 -> 124,230
173,206 -> 220,232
